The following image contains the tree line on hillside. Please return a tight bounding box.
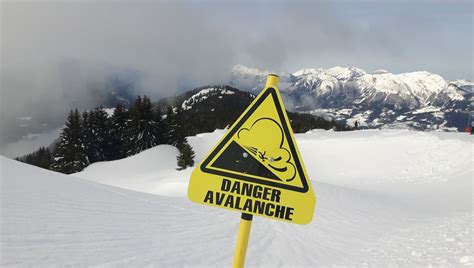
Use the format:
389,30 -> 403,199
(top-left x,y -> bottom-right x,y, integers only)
18,90 -> 353,174
158,85 -> 354,135
17,96 -> 195,174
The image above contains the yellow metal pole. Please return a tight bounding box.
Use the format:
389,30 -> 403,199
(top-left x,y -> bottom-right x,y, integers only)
232,74 -> 279,268
232,213 -> 253,268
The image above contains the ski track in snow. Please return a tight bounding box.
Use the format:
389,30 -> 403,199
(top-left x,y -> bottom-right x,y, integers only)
1,130 -> 473,267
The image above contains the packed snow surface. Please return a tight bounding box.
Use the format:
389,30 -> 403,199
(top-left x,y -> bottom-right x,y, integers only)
1,130 -> 473,266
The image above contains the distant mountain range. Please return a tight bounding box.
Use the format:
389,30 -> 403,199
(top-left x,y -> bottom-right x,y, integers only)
230,65 -> 472,131
98,64 -> 473,131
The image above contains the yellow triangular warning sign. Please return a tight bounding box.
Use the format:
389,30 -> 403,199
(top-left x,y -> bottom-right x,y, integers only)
200,87 -> 309,193
188,75 -> 316,224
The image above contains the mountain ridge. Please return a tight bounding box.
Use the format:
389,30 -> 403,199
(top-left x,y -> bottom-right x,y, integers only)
230,65 -> 471,131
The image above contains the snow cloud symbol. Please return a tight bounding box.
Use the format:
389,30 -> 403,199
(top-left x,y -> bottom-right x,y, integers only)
237,118 -> 296,182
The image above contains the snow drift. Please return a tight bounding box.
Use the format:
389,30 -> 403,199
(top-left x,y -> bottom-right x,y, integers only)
77,129 -> 472,198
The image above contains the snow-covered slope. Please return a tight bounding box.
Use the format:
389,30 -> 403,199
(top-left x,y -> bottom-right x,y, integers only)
231,65 -> 471,131
298,129 -> 473,187
1,130 -> 473,266
76,129 -> 473,195
75,145 -> 183,196
1,156 -> 226,266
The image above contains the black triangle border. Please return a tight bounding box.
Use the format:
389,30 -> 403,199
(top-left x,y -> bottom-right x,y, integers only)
200,87 -> 309,193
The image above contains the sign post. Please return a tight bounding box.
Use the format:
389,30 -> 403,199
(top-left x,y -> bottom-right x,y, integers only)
188,74 -> 316,266
232,74 -> 281,268
233,213 -> 253,268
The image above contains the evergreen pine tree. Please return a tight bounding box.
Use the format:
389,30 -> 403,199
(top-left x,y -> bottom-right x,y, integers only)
25,153 -> 34,165
35,147 -> 53,169
82,110 -> 94,162
154,106 -> 166,144
176,139 -> 195,170
17,147 -> 52,169
84,107 -> 110,163
125,96 -> 161,156
109,103 -> 129,159
172,106 -> 186,146
52,109 -> 89,174
163,106 -> 178,145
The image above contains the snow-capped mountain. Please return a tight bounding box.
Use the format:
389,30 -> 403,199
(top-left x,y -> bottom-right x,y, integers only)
181,87 -> 236,110
230,65 -> 472,131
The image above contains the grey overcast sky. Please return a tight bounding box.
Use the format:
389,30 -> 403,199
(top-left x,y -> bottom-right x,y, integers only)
0,0 -> 473,148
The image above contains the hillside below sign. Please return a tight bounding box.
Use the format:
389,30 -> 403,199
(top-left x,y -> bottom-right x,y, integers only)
188,75 -> 316,225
